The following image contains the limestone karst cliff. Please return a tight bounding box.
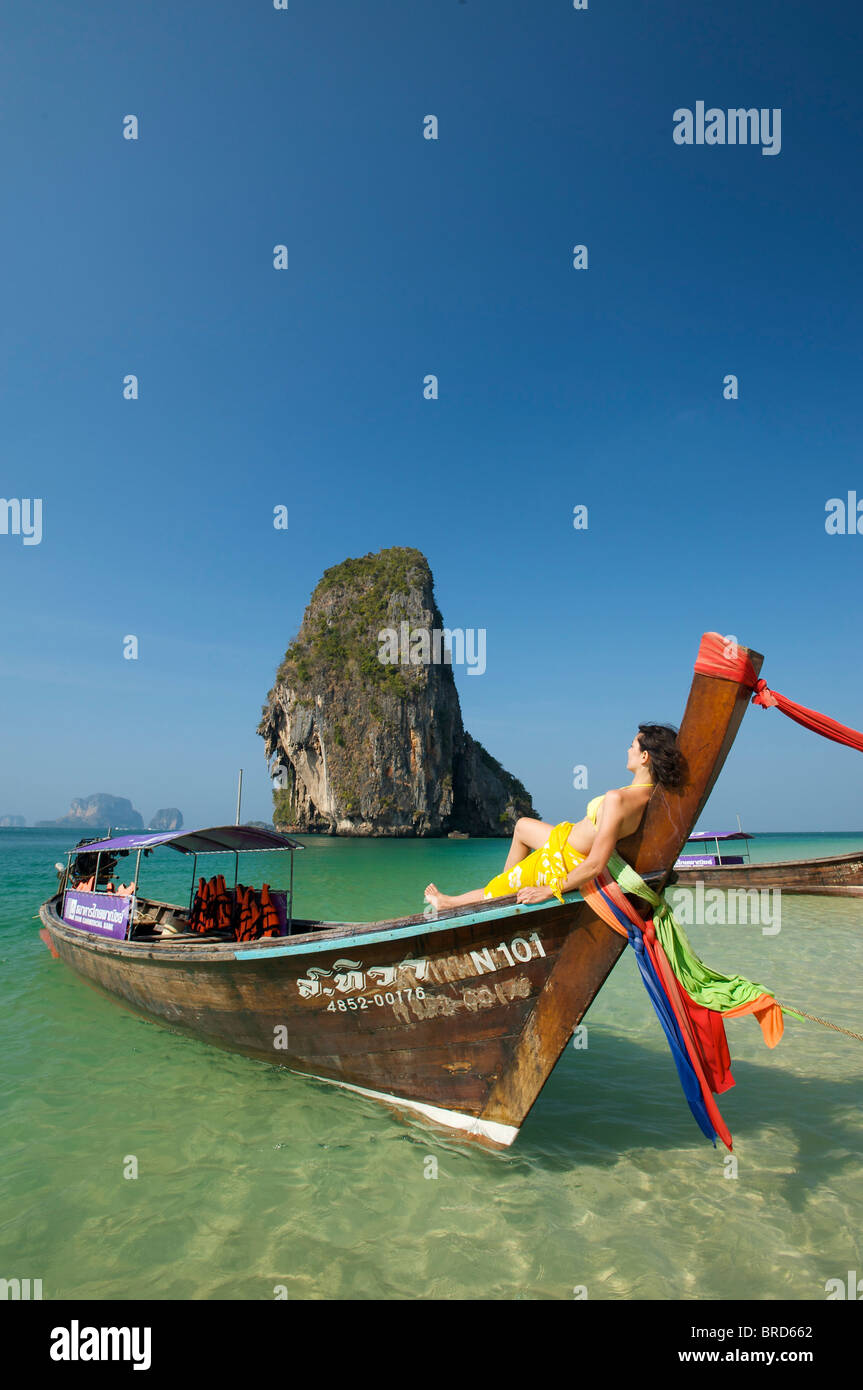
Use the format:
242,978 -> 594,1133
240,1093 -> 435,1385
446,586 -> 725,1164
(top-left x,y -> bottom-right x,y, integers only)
257,548 -> 536,836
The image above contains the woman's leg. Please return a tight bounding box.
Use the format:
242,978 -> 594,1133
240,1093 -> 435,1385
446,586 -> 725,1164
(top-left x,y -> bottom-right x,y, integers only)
424,884 -> 486,910
503,817 -> 554,870
425,819 -> 553,911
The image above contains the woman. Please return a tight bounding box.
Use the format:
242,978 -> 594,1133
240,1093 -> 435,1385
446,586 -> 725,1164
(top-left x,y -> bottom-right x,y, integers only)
424,724 -> 684,911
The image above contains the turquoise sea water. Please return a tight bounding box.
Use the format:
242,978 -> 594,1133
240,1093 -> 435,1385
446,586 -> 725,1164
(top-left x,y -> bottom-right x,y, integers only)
2,827 -> 863,1301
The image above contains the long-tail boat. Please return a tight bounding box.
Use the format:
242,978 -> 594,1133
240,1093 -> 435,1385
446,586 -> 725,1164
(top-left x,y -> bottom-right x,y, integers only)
38,632 -> 761,1147
673,843 -> 863,896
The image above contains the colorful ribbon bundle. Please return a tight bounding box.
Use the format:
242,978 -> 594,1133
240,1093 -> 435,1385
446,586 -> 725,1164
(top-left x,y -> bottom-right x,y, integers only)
582,852 -> 802,1150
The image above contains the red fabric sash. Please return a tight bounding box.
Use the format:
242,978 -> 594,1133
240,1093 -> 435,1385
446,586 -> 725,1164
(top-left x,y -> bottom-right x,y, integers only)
695,629 -> 863,755
693,631 -> 760,688
684,998 -> 735,1095
752,679 -> 863,754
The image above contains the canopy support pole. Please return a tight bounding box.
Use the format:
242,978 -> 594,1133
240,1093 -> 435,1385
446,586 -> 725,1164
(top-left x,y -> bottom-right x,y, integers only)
129,848 -> 142,938
288,851 -> 294,937
188,854 -> 198,918
61,851 -> 73,920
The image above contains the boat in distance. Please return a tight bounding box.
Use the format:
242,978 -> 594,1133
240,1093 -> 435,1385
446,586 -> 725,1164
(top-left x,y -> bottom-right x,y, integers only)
675,829 -> 754,869
672,846 -> 863,897
38,632 -> 761,1147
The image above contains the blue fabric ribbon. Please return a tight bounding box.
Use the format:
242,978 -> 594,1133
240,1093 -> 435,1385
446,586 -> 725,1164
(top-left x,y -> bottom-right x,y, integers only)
597,885 -> 718,1146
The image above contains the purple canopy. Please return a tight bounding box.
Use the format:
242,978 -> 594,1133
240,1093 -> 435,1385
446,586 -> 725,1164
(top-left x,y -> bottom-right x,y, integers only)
687,830 -> 753,841
69,825 -> 305,855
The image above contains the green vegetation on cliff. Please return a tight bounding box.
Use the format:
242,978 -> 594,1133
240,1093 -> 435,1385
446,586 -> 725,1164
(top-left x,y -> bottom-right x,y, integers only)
276,547 -> 432,699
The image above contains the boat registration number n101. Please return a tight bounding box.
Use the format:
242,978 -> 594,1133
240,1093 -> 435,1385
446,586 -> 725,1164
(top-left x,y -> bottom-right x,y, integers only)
299,931 -> 547,1005
470,932 -> 546,974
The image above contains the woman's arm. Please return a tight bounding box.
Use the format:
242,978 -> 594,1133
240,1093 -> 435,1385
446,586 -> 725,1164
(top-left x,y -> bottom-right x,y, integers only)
516,792 -> 625,903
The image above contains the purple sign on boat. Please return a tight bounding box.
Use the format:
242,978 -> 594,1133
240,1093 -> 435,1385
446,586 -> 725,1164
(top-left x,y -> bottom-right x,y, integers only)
62,891 -> 132,940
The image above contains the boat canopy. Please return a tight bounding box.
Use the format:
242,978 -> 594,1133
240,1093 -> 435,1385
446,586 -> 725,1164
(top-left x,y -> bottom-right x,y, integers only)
71,825 -> 305,855
687,830 -> 753,841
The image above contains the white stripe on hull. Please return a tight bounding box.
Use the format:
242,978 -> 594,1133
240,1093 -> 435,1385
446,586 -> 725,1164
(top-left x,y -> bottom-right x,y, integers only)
292,1070 -> 519,1147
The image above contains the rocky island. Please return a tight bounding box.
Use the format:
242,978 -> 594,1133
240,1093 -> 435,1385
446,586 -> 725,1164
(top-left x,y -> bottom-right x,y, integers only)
258,547 -> 536,836
37,794 -> 145,830
149,808 -> 183,832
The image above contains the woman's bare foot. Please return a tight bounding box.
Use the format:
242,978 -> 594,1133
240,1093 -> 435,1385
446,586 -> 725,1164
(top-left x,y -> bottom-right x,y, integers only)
424,883 -> 456,910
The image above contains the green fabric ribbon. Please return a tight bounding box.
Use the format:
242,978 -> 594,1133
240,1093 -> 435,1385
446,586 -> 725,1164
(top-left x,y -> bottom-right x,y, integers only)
603,852 -> 799,1018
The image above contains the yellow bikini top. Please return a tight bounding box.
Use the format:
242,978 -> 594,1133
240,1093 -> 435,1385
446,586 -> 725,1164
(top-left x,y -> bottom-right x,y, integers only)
586,783 -> 653,826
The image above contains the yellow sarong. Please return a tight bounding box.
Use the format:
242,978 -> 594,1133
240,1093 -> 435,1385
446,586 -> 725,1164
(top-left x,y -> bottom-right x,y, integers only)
483,822 -> 587,906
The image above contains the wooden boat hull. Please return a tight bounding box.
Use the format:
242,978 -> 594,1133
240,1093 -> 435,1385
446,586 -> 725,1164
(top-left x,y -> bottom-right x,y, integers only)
39,891 -> 643,1146
38,634 -> 763,1145
673,848 -> 863,896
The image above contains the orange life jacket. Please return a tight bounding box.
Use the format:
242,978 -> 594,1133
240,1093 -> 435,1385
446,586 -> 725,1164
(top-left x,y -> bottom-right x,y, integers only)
230,885 -> 244,937
235,886 -> 256,943
193,876 -> 211,932
214,875 -> 232,931
259,883 -> 281,938
190,876 -> 205,931
205,875 -> 221,931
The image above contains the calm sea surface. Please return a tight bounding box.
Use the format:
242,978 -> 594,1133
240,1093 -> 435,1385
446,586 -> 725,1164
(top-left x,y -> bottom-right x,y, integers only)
3,827 -> 863,1301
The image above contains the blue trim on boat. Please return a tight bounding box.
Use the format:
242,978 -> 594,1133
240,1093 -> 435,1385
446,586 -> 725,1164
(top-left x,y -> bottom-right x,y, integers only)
233,890 -> 585,960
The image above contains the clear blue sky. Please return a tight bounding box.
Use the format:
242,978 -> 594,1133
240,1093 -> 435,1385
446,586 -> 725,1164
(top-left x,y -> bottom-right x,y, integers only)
1,0 -> 862,830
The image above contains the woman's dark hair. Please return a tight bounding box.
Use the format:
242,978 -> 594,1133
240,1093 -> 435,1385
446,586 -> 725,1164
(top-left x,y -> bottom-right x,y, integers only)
637,723 -> 685,789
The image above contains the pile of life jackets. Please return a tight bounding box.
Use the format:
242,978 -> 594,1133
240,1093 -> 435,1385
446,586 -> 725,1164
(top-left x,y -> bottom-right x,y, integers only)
188,875 -> 282,941
233,884 -> 281,943
190,874 -> 233,932
71,877 -> 135,896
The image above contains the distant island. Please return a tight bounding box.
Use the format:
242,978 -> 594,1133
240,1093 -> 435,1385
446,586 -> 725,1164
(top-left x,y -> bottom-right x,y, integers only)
258,546 -> 536,836
0,815 -> 26,827
37,794 -> 144,830
36,795 -> 185,832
